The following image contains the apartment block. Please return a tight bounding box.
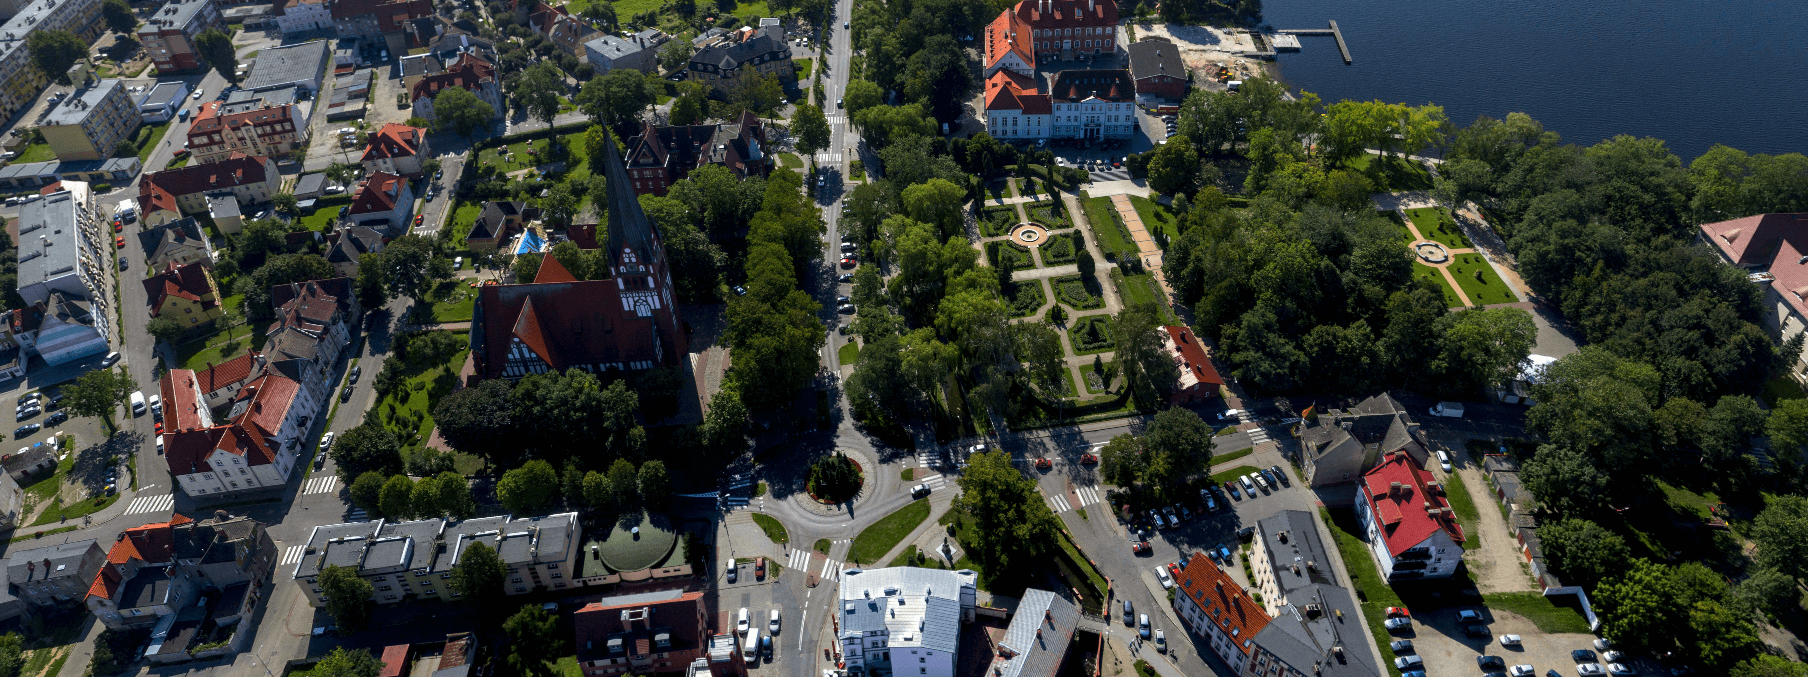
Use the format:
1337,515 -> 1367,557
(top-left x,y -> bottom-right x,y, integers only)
0,0 -> 104,122
42,79 -> 137,161
186,103 -> 309,164
138,0 -> 224,73
291,513 -> 582,606
14,182 -> 111,365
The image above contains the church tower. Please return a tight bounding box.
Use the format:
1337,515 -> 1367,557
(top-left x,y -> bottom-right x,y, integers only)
600,129 -> 686,365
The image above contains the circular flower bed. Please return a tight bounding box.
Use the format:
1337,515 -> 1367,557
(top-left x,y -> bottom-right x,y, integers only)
807,454 -> 865,504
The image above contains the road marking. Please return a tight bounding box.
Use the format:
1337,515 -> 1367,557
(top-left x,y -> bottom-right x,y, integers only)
1075,486 -> 1101,507
815,152 -> 843,163
1248,427 -> 1271,445
827,115 -> 846,125
819,556 -> 843,579
123,493 -> 174,516
920,474 -> 944,489
1048,494 -> 1072,513
788,549 -> 812,570
280,544 -> 307,566
303,475 -> 340,495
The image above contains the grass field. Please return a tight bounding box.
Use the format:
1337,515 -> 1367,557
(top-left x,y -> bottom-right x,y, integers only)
177,318 -> 253,370
795,58 -> 812,79
1763,376 -> 1808,405
1213,447 -> 1254,465
1082,196 -> 1138,260
14,143 -> 54,163
445,201 -> 483,245
1405,207 -> 1472,249
137,122 -> 171,162
838,341 -> 859,366
1441,471 -> 1482,551
850,499 -> 931,564
1068,314 -> 1115,355
1446,254 -> 1514,305
1480,591 -> 1592,634
1413,264 -> 1465,307
1344,153 -> 1433,191
779,152 -> 804,168
1210,465 -> 1261,485
1112,270 -> 1178,323
296,196 -> 353,232
426,279 -> 476,322
751,513 -> 788,543
1126,195 -> 1179,242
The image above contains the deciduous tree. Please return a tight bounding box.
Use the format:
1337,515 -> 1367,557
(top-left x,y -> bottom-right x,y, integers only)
954,451 -> 1061,584
313,647 -> 384,677
792,103 -> 830,161
192,29 -> 236,81
513,61 -> 565,126
62,367 -> 134,431
433,86 -> 493,138
101,0 -> 136,33
497,459 -> 558,515
451,541 -> 504,601
332,425 -> 404,483
378,475 -> 414,519
1537,517 -> 1631,588
502,605 -> 563,677
318,565 -> 374,630
1752,494 -> 1808,583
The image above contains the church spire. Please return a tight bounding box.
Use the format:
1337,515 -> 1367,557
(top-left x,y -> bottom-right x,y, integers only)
600,127 -> 663,275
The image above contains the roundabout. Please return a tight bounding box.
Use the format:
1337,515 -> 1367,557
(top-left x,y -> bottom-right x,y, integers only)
1011,222 -> 1049,247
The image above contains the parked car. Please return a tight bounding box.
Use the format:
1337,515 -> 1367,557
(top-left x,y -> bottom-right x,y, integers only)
349,365 -> 362,383
45,412 -> 66,425
838,273 -> 854,283
1510,666 -> 1536,677
1242,474 -> 1259,493
1395,655 -> 1423,670
1458,609 -> 1485,624
1467,624 -> 1492,638
13,424 -> 38,437
102,351 -> 120,366
1437,449 -> 1452,472
1154,566 -> 1173,589
1389,639 -> 1413,654
1602,651 -> 1625,664
1578,665 -> 1605,676
1269,465 -> 1290,486
1129,541 -> 1149,555
1572,650 -> 1597,663
736,608 -> 750,635
726,561 -> 736,583
769,609 -> 781,634
1122,599 -> 1134,625
1479,656 -> 1506,670
755,557 -> 765,579
1217,544 -> 1233,562
1384,617 -> 1411,631
1385,607 -> 1411,618
319,432 -> 335,452
1593,639 -> 1612,651
1606,664 -> 1637,676
1137,614 -> 1150,639
1225,482 -> 1241,499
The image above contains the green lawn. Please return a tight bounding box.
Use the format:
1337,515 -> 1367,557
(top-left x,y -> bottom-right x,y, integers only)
165,155 -> 190,169
15,142 -> 54,162
176,320 -> 254,370
137,122 -> 171,162
1441,471 -> 1482,551
446,200 -> 483,245
1081,358 -> 1116,394
1343,153 -> 1433,191
1480,591 -> 1592,634
1404,207 -> 1473,249
425,279 -> 476,322
30,492 -> 121,526
371,332 -> 469,458
750,513 -> 788,543
849,499 -> 931,565
1067,314 -> 1115,355
779,152 -> 804,169
1082,196 -> 1138,260
987,240 -> 1037,269
838,341 -> 859,366
296,196 -> 353,232
1112,270 -> 1178,323
814,538 -> 831,554
1210,465 -> 1261,485
1413,264 -> 1464,307
1213,447 -> 1254,465
1446,254 -> 1514,305
1383,210 -> 1416,244
1126,195 -> 1179,242
795,58 -> 813,80
1763,376 -> 1808,405
1053,530 -> 1110,611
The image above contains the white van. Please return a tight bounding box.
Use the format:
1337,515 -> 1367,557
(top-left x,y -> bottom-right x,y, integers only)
741,627 -> 760,665
129,391 -> 146,416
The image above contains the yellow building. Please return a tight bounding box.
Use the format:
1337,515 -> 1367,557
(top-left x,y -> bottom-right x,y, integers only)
140,262 -> 221,332
41,78 -> 136,161
0,0 -> 104,123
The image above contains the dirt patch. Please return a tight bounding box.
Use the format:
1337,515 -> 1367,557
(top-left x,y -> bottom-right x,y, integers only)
1134,23 -> 1273,83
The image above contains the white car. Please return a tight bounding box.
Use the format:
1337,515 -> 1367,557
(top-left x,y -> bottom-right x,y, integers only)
319,431 -> 335,452
1510,666 -> 1536,677
155,436 -> 164,454
769,609 -> 781,634
736,608 -> 750,636
454,256 -> 464,270
1602,651 -> 1625,663
1578,665 -> 1606,676
1154,566 -> 1173,589
1153,629 -> 1165,653
1607,664 -> 1637,676
1384,617 -> 1411,631
1394,656 -> 1423,670
1499,634 -> 1522,647
726,561 -> 736,583
192,88 -> 203,99
1436,449 -> 1452,473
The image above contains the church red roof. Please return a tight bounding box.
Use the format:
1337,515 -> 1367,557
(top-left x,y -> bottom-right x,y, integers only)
533,254 -> 578,283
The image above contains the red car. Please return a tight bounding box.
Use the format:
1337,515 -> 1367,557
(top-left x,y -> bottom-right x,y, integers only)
154,421 -> 164,433
1386,607 -> 1411,618
414,214 -> 424,226
1079,453 -> 1097,465
1167,562 -> 1181,579
1034,458 -> 1052,470
113,222 -> 123,232
114,236 -> 125,248
840,257 -> 857,269
1130,542 -> 1149,555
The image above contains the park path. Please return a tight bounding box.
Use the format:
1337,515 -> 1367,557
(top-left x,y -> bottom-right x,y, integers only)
1377,191 -> 1532,307
1393,210 -> 1480,307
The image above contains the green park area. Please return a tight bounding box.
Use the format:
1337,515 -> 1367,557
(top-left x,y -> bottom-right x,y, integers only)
1406,207 -> 1473,249
369,331 -> 470,466
1446,254 -> 1513,305
1125,195 -> 1179,241
850,499 -> 931,564
1081,196 -> 1137,260
1412,265 -> 1463,308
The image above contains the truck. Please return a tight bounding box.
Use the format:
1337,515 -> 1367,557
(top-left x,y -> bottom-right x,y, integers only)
1429,402 -> 1465,418
742,627 -> 760,665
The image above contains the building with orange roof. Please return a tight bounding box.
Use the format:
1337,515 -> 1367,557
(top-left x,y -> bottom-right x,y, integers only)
362,123 -> 432,177
410,53 -> 501,126
983,70 -> 1050,141
1698,213 -> 1808,374
527,0 -> 598,55
162,360 -> 318,499
1012,0 -> 1118,60
347,171 -> 417,236
1160,325 -> 1223,403
84,510 -> 275,657
1355,451 -> 1466,581
1171,550 -> 1270,668
142,262 -> 223,333
1048,69 -> 1136,141
263,278 -> 360,407
135,154 -> 282,234
983,11 -> 1036,78
186,103 -> 309,164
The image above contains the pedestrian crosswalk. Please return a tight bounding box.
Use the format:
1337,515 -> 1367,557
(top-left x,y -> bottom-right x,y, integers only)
1048,493 -> 1072,513
280,544 -> 307,567
787,549 -> 813,570
819,555 -> 845,580
1074,485 -> 1102,507
123,493 -> 174,516
1046,485 -> 1103,514
303,475 -> 340,495
916,451 -> 938,467
828,115 -> 847,125
1248,426 -> 1272,446
919,474 -> 945,490
816,152 -> 843,163
1091,169 -> 1131,182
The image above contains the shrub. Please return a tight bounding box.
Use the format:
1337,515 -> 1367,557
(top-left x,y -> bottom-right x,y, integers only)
1040,231 -> 1078,265
1053,274 -> 1103,310
1005,281 -> 1045,318
986,240 -> 1034,270
1069,315 -> 1115,353
979,206 -> 1017,237
1027,200 -> 1070,229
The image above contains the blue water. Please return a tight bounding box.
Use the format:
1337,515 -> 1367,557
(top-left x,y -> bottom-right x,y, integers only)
1263,0 -> 1808,160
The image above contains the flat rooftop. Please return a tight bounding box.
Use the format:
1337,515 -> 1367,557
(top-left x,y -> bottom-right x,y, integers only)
242,40 -> 330,91
44,80 -> 124,127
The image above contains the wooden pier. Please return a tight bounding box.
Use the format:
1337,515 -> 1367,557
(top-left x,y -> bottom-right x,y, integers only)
1276,21 -> 1352,64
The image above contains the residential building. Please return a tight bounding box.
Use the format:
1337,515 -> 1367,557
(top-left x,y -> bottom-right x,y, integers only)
274,0 -> 331,35
186,102 -> 309,164
0,474 -> 19,531
424,22 -> 495,62
1698,213 -> 1808,377
239,39 -> 331,93
292,173 -> 328,201
1354,452 -> 1466,581
42,78 -> 137,161
210,194 -> 243,232
436,633 -> 477,677
138,81 -> 191,123
1010,0 -> 1117,61
527,1 -> 597,55
346,171 -> 415,235
84,512 -> 275,630
264,277 -> 359,406
6,540 -> 107,607
464,201 -> 532,252
1171,550 -> 1271,670
324,226 -> 384,278
469,132 -> 688,381
1126,38 -> 1187,101
190,352 -> 261,409
138,0 -> 225,73
333,0 -> 433,56
983,70 -> 1050,141
0,586 -> 19,625
0,445 -> 53,483
1160,325 -> 1223,403
410,53 -> 500,125
137,154 -> 281,233
134,216 -> 222,271
1048,69 -> 1136,140
584,29 -> 668,74
982,11 -> 1034,78
162,367 -> 313,498
1248,510 -> 1336,614
572,589 -> 710,677
141,262 -> 223,333
836,567 -> 978,677
684,22 -> 793,95
361,123 -> 430,177
1222,517 -> 1382,677
290,513 -> 581,606
622,111 -> 768,196
0,0 -> 105,124
989,589 -> 1079,677
1298,394 -> 1428,488
14,183 -> 111,365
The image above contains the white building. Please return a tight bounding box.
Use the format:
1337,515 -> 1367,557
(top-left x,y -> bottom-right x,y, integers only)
137,81 -> 189,123
13,182 -> 111,366
1047,69 -> 1136,141
837,567 -> 978,677
983,70 -> 1050,141
275,0 -> 331,35
161,368 -> 314,499
1354,451 -> 1467,581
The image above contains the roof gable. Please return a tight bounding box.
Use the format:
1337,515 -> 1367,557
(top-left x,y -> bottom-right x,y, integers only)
1361,452 -> 1466,555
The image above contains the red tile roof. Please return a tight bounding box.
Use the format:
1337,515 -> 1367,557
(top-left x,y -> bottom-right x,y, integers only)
985,70 -> 1050,115
196,353 -> 261,395
378,645 -> 409,677
363,123 -> 427,163
1361,452 -> 1466,555
349,172 -> 406,216
533,254 -> 577,283
235,373 -> 299,438
1048,69 -> 1136,103
332,0 -> 433,31
141,262 -> 218,316
86,565 -> 121,602
107,515 -> 194,566
412,54 -> 495,102
1173,551 -> 1268,655
985,11 -> 1035,72
1163,325 -> 1223,391
140,154 -> 274,199
161,369 -> 210,434
1012,0 -> 1118,29
473,279 -> 666,378
38,181 -> 63,196
189,104 -> 298,142
140,177 -> 179,217
573,592 -> 707,665
1699,213 -> 1808,319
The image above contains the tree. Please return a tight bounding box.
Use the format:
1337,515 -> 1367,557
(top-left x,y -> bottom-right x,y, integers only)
1595,559 -> 1685,654
1115,303 -> 1180,408
954,451 -> 1061,581
659,39 -> 692,72
700,386 -> 749,456
356,252 -> 387,309
1732,566 -> 1800,617
273,192 -> 299,215
101,0 -> 136,33
450,541 -> 505,601
318,564 -> 374,630
348,471 -> 386,514
432,380 -> 517,465
193,29 -> 237,81
1434,307 -> 1536,395
1141,407 -> 1215,487
1538,518 -> 1631,588
146,315 -> 187,345
27,31 -> 84,81
793,103 -> 831,161
312,647 -> 385,677
0,633 -> 23,677
433,86 -> 493,138
637,459 -> 670,507
62,367 -> 134,431
378,475 -> 414,519
1733,655 -> 1808,677
1096,434 -> 1144,487
332,425 -> 404,483
601,458 -> 638,507
1519,444 -> 1612,517
844,79 -> 883,116
501,605 -> 563,677
419,472 -> 476,519
497,459 -> 558,515
383,235 -> 438,303
577,69 -> 653,134
1767,398 -> 1808,457
1145,135 -> 1200,196
1752,494 -> 1808,583
514,61 -> 565,126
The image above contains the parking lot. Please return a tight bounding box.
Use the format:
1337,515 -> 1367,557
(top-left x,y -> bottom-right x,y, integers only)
1389,604 -> 1605,677
719,558 -> 787,672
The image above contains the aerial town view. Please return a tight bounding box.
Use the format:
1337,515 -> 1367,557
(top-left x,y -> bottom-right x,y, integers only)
0,0 -> 1803,675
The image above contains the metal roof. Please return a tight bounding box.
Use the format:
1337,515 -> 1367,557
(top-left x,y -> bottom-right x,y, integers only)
140,82 -> 188,109
43,80 -> 124,127
241,40 -> 331,91
994,589 -> 1079,677
16,188 -> 85,297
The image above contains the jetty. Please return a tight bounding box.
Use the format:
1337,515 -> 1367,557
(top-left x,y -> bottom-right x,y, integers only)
1277,20 -> 1351,64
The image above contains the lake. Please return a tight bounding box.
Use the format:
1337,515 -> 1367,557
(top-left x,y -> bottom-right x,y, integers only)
1262,0 -> 1808,160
